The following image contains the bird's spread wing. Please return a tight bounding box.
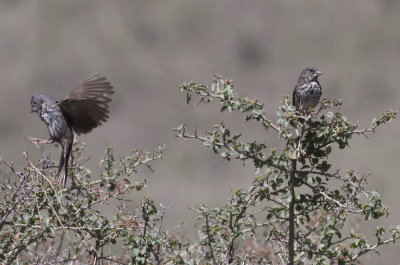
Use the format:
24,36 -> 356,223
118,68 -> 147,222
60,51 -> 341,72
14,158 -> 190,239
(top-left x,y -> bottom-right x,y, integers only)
58,75 -> 114,135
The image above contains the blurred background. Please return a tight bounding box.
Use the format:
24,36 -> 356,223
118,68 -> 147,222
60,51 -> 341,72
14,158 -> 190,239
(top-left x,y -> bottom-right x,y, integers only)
0,0 -> 399,263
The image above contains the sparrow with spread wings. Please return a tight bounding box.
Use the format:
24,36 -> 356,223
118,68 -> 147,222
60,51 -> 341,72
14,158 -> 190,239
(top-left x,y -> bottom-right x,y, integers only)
28,75 -> 114,186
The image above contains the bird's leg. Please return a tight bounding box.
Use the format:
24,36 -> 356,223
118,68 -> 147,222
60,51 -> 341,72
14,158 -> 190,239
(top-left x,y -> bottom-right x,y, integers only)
63,139 -> 73,187
311,107 -> 320,119
26,137 -> 54,148
57,145 -> 65,186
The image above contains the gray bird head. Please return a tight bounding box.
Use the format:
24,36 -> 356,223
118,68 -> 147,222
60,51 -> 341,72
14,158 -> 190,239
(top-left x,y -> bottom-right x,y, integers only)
299,66 -> 322,83
31,93 -> 57,113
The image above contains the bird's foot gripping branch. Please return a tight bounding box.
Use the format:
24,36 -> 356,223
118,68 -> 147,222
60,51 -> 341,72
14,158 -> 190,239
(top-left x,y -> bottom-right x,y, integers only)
30,75 -> 114,186
174,74 -> 399,264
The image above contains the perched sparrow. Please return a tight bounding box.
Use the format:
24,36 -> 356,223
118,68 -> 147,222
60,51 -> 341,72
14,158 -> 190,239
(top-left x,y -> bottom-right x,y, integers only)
292,66 -> 322,112
28,75 -> 114,186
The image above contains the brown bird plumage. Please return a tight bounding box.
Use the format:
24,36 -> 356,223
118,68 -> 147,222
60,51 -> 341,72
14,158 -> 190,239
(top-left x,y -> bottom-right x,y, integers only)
59,75 -> 113,134
292,66 -> 322,112
29,75 -> 114,186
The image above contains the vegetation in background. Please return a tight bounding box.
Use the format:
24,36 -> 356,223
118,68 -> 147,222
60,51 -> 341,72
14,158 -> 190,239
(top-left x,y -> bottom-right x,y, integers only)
0,75 -> 398,264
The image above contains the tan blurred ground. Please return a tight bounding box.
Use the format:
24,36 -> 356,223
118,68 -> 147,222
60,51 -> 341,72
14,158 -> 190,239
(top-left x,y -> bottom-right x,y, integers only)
0,1 -> 399,263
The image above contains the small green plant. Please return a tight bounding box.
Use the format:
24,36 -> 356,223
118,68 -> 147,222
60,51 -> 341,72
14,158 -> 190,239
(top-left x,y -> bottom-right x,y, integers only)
174,74 -> 399,264
0,74 -> 398,264
0,143 -> 178,264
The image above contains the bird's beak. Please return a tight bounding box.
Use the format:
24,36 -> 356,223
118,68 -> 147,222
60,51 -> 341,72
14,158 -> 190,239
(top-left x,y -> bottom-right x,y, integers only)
31,106 -> 36,113
315,70 -> 322,76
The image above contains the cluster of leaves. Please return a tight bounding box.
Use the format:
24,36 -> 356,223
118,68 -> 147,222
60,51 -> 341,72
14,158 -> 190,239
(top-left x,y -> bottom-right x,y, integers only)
0,142 -> 188,264
174,75 -> 399,264
0,74 -> 398,264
